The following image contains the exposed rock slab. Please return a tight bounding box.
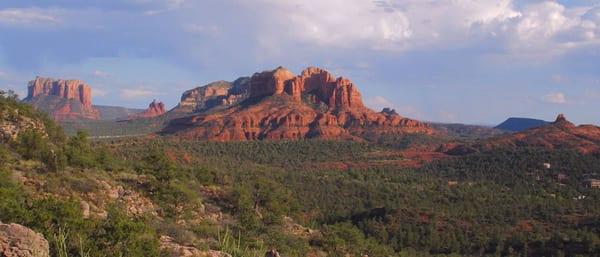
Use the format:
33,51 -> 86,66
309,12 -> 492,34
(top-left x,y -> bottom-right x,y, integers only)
0,222 -> 49,257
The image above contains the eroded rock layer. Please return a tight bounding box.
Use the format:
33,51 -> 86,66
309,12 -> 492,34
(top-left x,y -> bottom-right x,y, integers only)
164,67 -> 433,141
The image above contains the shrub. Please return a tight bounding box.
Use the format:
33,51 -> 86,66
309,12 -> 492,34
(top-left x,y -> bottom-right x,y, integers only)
92,204 -> 160,257
14,129 -> 50,160
65,131 -> 97,168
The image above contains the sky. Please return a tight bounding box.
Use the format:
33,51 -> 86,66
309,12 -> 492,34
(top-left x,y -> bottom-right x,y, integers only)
0,0 -> 599,125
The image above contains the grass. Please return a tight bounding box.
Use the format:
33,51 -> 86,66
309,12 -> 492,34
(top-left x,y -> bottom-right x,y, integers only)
218,227 -> 267,257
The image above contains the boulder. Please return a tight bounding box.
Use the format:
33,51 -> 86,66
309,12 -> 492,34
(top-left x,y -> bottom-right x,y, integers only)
0,222 -> 49,257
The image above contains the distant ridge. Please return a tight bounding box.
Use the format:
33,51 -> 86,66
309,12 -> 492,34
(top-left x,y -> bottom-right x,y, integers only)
442,114 -> 600,155
495,117 -> 549,132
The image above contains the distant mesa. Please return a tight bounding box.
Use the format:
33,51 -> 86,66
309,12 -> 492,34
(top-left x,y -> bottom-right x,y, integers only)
23,77 -> 100,121
127,100 -> 166,120
495,117 -> 549,132
164,66 -> 433,141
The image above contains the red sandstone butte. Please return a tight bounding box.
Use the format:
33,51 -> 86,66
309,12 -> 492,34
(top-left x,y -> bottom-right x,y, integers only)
164,67 -> 433,141
25,77 -> 100,120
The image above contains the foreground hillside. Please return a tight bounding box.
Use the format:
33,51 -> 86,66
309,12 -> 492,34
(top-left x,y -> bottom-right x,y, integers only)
2,90 -> 600,257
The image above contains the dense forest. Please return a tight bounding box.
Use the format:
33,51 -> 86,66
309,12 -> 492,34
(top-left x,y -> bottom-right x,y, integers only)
1,91 -> 600,257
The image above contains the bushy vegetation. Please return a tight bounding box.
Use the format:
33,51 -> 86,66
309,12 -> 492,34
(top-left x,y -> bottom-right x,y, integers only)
1,93 -> 159,257
110,136 -> 600,257
2,91 -> 600,256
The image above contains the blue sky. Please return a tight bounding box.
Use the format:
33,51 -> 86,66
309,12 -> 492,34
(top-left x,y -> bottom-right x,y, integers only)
0,0 -> 599,125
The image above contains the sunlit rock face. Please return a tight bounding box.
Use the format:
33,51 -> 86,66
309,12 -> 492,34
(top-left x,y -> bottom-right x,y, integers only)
164,67 -> 433,141
24,77 -> 100,121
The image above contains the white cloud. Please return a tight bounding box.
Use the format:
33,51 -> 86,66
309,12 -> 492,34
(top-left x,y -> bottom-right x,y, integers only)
0,8 -> 59,25
246,0 -> 521,51
240,0 -> 600,59
142,0 -> 187,15
542,92 -> 567,104
249,0 -> 413,50
120,88 -> 161,99
367,96 -> 396,110
184,24 -> 220,36
91,70 -> 110,78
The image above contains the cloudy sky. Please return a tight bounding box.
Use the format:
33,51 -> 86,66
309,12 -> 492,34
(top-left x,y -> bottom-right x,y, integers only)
0,0 -> 599,125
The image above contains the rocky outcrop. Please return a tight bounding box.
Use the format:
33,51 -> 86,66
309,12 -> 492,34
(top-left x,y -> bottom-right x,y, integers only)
128,100 -> 166,119
159,236 -> 231,257
0,222 -> 49,257
164,67 -> 433,141
23,77 -> 100,121
0,108 -> 47,142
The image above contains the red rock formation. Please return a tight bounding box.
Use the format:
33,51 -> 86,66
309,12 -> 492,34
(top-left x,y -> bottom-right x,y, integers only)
28,77 -> 94,108
249,67 -> 295,98
284,67 -> 364,109
443,114 -> 600,154
24,77 -> 100,120
164,67 -> 433,141
128,100 -> 166,119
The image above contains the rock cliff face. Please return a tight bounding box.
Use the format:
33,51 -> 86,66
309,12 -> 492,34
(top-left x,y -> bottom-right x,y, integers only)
175,79 -> 249,113
0,222 -> 49,257
128,100 -> 166,119
164,67 -> 433,141
23,77 -> 100,121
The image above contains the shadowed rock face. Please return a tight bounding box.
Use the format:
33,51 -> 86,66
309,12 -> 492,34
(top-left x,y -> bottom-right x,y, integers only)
128,100 -> 166,119
0,222 -> 49,257
164,66 -> 433,141
24,77 -> 100,121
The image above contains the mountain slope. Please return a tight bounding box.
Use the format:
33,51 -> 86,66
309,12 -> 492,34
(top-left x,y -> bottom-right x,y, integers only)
443,114 -> 600,154
163,67 -> 433,141
495,117 -> 549,132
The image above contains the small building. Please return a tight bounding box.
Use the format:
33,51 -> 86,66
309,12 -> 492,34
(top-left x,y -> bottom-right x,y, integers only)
583,179 -> 600,189
543,163 -> 552,169
448,181 -> 458,186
